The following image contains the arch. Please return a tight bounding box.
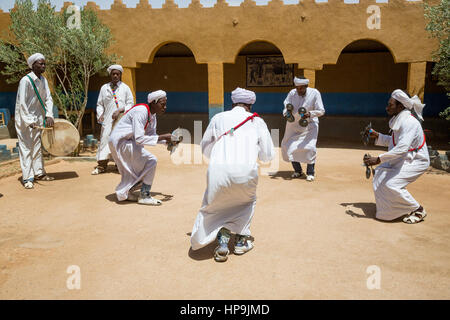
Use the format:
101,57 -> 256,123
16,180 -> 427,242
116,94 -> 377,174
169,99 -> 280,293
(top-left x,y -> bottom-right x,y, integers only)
332,38 -> 398,65
135,40 -> 208,113
232,39 -> 288,64
316,38 -> 408,116
143,41 -> 200,65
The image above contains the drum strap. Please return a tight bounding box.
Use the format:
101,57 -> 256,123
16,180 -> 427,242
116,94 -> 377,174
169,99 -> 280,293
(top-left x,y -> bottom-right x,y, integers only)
26,74 -> 47,127
124,103 -> 151,129
111,86 -> 120,109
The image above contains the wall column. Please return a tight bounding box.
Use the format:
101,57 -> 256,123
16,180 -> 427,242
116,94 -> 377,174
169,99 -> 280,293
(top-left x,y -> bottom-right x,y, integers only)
122,67 -> 137,103
207,62 -> 224,120
407,62 -> 427,101
303,69 -> 316,88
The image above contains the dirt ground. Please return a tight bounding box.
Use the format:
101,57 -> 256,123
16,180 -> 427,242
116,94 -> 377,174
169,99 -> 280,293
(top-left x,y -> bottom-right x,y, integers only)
0,142 -> 449,300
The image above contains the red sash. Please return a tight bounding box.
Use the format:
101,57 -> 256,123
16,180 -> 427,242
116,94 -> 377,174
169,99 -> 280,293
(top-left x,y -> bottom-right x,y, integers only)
392,132 -> 426,152
124,103 -> 151,129
219,112 -> 260,139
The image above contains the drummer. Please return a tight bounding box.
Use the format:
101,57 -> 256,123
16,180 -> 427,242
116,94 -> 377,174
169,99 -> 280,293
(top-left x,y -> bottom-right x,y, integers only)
15,53 -> 55,189
92,64 -> 134,175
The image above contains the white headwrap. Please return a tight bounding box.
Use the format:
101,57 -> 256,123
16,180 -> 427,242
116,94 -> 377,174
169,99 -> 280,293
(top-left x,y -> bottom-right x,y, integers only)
27,53 -> 45,69
294,77 -> 309,86
148,90 -> 167,104
231,87 -> 256,105
391,89 -> 425,121
107,64 -> 123,74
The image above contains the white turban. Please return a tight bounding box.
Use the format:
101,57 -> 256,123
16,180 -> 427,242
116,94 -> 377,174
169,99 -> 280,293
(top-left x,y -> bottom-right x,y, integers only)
148,90 -> 167,104
294,77 -> 309,86
27,53 -> 45,69
107,64 -> 123,74
391,89 -> 425,121
231,87 -> 256,105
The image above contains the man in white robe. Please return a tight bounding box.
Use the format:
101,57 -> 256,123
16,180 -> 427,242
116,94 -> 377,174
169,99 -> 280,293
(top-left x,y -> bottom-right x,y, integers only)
190,87 -> 275,262
15,53 -> 55,189
281,76 -> 325,181
364,89 -> 429,224
108,90 -> 173,205
92,64 -> 134,175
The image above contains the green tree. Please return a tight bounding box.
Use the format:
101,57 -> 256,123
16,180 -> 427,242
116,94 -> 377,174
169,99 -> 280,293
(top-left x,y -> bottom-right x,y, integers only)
424,0 -> 450,119
0,0 -> 116,131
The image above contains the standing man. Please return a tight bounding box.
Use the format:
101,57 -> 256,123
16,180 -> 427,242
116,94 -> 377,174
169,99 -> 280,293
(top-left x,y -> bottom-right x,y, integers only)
15,53 -> 55,189
281,76 -> 325,181
364,89 -> 429,224
108,90 -> 173,205
92,64 -> 134,175
190,87 -> 275,262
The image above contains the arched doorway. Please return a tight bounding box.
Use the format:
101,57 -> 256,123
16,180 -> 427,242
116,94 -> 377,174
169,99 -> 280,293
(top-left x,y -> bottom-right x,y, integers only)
316,39 -> 408,116
224,41 -> 299,114
135,42 -> 208,113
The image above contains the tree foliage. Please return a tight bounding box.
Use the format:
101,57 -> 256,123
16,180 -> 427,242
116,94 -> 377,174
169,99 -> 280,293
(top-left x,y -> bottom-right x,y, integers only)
0,0 -> 117,131
424,0 -> 450,119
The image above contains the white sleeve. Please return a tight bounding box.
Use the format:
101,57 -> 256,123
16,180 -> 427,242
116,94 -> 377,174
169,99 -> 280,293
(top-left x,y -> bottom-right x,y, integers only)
17,78 -> 36,127
96,87 -> 105,121
309,90 -> 325,118
375,133 -> 391,147
133,109 -> 158,146
379,126 -> 415,164
257,119 -> 275,162
44,78 -> 54,118
200,116 -> 218,159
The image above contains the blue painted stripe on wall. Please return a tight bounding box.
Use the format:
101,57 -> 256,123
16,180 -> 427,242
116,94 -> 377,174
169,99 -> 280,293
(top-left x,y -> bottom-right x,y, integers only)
2,91 -> 448,117
0,91 -> 16,117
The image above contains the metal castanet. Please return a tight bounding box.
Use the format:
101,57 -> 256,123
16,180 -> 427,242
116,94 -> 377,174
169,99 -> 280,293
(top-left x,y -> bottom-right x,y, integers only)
298,106 -> 308,127
363,153 -> 375,179
285,103 -> 295,123
360,122 -> 373,146
40,119 -> 80,157
167,127 -> 184,154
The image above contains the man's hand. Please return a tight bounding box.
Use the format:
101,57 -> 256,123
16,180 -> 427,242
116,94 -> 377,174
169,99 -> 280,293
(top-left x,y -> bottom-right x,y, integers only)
367,128 -> 379,140
46,117 -> 54,127
29,123 -> 36,129
364,155 -> 380,166
303,111 -> 311,119
99,115 -> 104,123
112,109 -> 121,120
158,133 -> 173,143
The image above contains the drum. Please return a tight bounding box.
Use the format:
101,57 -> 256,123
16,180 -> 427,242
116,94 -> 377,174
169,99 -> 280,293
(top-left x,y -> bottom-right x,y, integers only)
41,119 -> 80,156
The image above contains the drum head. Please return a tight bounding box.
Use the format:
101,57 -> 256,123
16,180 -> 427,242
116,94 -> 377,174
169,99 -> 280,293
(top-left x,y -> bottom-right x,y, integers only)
41,119 -> 80,156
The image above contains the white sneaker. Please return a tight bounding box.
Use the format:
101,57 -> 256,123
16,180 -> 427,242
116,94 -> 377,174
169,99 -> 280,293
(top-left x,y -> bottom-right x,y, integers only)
137,196 -> 162,206
24,181 -> 34,189
91,167 -> 106,175
306,175 -> 315,182
234,239 -> 254,255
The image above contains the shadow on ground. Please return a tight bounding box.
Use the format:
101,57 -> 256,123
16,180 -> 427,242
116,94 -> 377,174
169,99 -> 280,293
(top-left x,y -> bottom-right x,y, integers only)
269,171 -> 294,180
15,171 -> 79,185
340,202 -> 376,219
340,202 -> 404,223
105,191 -> 174,204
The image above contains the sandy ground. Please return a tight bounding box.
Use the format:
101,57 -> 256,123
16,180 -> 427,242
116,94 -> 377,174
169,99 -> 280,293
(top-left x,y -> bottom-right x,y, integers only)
0,142 -> 449,300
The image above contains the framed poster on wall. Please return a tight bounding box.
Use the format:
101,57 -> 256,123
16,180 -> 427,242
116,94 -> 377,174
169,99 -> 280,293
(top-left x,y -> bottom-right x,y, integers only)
246,56 -> 294,87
